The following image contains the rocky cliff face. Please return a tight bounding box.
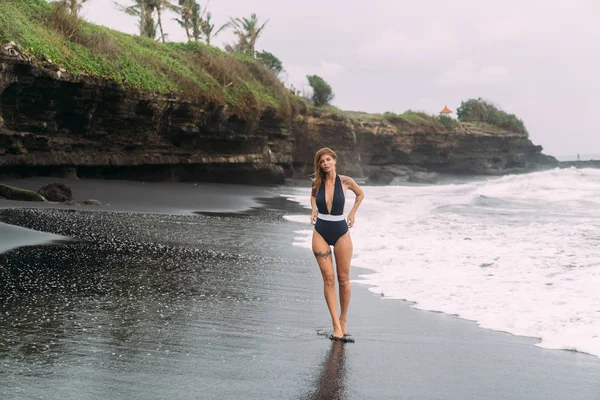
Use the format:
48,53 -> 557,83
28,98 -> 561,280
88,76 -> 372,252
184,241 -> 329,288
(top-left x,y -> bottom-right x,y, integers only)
0,54 -> 557,185
0,54 -> 293,184
291,109 -> 557,183
291,108 -> 362,178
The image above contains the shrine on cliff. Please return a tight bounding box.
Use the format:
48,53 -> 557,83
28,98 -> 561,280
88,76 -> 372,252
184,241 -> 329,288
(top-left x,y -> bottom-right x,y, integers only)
440,106 -> 452,116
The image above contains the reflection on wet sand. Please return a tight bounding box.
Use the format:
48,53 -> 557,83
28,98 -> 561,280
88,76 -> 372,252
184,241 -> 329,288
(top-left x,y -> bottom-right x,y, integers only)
306,341 -> 348,400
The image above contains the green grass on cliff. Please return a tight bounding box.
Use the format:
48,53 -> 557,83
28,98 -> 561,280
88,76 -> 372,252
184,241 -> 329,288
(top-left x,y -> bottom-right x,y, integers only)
342,109 -> 447,133
0,0 -> 301,118
382,111 -> 448,133
339,109 -> 526,136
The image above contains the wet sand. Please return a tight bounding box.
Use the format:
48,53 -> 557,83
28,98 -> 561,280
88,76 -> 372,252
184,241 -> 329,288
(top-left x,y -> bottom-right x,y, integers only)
1,178 -> 600,399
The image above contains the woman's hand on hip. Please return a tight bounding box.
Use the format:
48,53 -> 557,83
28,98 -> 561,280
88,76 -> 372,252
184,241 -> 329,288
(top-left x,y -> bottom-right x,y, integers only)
311,209 -> 317,225
347,212 -> 355,228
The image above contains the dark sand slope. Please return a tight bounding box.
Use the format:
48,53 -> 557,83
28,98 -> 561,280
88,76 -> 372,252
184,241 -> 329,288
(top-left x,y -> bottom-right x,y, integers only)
0,177 -> 275,214
0,184 -> 599,399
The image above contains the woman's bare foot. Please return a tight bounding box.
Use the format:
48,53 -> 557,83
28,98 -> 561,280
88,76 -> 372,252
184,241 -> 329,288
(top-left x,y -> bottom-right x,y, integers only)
332,321 -> 343,338
340,318 -> 348,336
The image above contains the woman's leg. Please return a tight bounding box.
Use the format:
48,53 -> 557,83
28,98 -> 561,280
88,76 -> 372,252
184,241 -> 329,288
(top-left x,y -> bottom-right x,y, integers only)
334,233 -> 353,335
313,231 -> 343,337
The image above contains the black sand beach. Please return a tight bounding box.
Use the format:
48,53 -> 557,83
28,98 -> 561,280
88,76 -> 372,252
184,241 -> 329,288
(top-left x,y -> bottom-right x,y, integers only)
0,177 -> 275,214
1,178 -> 600,400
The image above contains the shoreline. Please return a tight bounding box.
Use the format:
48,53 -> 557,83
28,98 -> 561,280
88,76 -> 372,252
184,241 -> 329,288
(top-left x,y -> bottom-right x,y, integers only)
0,179 -> 597,363
355,273 -> 600,359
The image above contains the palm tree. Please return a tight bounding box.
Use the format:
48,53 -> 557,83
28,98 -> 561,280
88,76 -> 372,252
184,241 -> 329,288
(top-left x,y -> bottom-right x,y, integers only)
201,12 -> 228,46
69,0 -> 87,15
151,0 -> 180,43
175,0 -> 194,41
114,0 -> 156,39
188,2 -> 203,41
174,0 -> 226,45
53,0 -> 89,17
227,14 -> 268,58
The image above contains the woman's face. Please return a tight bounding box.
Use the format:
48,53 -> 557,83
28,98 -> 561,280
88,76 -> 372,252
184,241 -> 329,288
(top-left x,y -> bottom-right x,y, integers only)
319,154 -> 336,173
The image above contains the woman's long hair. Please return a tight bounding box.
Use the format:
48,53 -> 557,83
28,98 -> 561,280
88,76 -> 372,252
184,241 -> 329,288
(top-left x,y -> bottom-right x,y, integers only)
312,147 -> 337,190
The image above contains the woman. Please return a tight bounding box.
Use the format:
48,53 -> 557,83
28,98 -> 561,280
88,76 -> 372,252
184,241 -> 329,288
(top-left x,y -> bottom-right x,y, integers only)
310,148 -> 364,342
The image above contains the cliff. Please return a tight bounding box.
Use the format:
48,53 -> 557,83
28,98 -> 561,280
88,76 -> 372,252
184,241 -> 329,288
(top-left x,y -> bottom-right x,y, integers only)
0,0 -> 301,184
0,52 -> 559,184
2,54 -> 562,186
0,54 -> 294,184
292,109 -> 557,183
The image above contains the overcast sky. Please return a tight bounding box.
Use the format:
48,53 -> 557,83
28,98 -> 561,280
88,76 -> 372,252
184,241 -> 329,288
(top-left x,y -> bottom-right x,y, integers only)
82,0 -> 600,157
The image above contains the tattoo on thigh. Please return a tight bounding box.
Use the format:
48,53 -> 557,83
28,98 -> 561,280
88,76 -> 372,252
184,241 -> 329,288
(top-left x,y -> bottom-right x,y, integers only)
314,249 -> 332,259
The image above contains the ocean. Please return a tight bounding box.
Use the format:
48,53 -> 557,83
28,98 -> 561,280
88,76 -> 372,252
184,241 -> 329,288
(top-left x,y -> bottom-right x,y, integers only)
285,167 -> 600,358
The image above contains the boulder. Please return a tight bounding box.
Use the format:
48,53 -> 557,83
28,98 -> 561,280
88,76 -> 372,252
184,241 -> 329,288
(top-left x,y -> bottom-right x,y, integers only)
366,170 -> 396,185
408,171 -> 440,183
0,184 -> 46,201
37,182 -> 72,202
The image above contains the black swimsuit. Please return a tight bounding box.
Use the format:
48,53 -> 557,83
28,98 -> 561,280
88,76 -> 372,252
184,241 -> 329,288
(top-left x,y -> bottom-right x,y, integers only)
315,175 -> 348,246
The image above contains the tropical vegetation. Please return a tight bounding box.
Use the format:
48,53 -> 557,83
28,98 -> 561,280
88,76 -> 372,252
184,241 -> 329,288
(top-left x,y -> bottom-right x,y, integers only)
307,75 -> 334,106
256,50 -> 283,76
457,98 -> 527,134
225,13 -> 268,58
2,1 -> 529,134
0,0 -> 299,118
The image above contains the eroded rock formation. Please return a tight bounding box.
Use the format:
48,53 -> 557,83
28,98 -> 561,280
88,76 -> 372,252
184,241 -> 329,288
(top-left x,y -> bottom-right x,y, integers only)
0,53 -> 558,185
0,54 -> 292,184
291,109 -> 557,184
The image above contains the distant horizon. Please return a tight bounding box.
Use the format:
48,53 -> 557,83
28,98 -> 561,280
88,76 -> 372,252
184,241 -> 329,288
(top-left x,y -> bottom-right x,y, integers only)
554,153 -> 600,161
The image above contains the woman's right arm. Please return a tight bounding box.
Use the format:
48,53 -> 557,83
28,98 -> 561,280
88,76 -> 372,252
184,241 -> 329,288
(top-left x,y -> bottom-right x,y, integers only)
310,187 -> 318,224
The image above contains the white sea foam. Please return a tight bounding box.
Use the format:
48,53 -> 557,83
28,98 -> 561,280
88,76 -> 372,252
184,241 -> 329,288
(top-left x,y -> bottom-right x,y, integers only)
283,168 -> 600,357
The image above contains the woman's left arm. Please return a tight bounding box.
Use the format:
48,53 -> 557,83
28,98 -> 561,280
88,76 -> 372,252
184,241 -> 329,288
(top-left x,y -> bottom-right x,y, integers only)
343,177 -> 364,228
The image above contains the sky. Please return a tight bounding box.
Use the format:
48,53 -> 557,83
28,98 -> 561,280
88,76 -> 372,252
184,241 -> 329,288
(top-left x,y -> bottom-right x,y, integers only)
81,0 -> 600,157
